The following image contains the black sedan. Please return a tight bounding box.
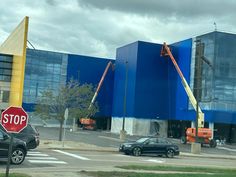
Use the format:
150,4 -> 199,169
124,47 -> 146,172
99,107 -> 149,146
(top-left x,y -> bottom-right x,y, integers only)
119,137 -> 179,158
0,129 -> 27,165
0,124 -> 40,149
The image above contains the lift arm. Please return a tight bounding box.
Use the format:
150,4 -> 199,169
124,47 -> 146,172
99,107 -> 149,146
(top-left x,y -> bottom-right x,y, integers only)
88,61 -> 113,111
161,42 -> 204,128
80,61 -> 113,130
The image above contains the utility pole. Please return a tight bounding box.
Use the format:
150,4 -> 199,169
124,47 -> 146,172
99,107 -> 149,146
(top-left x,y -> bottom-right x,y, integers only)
192,39 -> 204,153
120,61 -> 128,140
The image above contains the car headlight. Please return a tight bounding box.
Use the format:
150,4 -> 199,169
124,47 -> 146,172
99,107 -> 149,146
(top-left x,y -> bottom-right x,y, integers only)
124,144 -> 132,148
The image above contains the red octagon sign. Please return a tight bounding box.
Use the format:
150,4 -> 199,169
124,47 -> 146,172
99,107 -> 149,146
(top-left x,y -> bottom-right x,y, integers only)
0,106 -> 28,133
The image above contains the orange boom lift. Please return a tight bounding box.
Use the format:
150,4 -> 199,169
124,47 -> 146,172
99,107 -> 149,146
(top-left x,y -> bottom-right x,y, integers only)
161,43 -> 216,148
80,61 -> 113,130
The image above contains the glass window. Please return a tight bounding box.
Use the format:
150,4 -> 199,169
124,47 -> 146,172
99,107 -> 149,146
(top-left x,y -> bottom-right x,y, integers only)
24,49 -> 68,103
191,32 -> 236,111
2,91 -> 10,102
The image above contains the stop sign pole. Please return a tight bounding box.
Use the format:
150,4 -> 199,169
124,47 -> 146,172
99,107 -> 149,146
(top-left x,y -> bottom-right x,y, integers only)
0,106 -> 28,177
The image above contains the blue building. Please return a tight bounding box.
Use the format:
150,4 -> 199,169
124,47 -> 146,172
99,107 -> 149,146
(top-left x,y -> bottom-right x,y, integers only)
23,49 -> 114,128
0,19 -> 235,143
111,31 -> 236,142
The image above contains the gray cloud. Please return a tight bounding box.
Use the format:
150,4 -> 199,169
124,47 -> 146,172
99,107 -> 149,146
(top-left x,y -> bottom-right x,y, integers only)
78,0 -> 236,20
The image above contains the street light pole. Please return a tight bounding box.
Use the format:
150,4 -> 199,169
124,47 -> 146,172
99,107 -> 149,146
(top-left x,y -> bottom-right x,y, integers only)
191,39 -> 203,153
196,93 -> 199,143
120,61 -> 128,140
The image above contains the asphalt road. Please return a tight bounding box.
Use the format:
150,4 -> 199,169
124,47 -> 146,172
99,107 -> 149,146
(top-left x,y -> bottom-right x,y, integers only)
2,126 -> 235,177
1,149 -> 236,173
37,126 -> 236,156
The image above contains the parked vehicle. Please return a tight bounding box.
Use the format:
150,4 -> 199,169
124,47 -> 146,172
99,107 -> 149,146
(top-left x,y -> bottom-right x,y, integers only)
0,124 -> 40,149
119,137 -> 179,158
0,129 -> 27,165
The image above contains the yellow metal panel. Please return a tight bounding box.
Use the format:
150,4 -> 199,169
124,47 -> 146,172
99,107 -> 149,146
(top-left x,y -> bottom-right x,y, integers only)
0,17 -> 28,56
0,17 -> 29,106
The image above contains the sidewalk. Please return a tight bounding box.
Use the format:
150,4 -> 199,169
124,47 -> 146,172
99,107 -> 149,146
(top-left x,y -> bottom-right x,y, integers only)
39,139 -> 236,160
39,139 -> 117,152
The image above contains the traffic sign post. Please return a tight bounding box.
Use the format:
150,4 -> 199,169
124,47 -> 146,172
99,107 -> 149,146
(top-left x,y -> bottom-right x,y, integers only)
0,106 -> 28,177
63,108 -> 68,147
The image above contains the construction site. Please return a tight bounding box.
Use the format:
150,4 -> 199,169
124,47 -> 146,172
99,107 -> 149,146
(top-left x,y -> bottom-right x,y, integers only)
0,17 -> 236,144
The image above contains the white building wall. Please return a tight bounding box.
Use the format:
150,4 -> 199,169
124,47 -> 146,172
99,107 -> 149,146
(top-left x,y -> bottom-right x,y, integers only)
111,117 -> 168,137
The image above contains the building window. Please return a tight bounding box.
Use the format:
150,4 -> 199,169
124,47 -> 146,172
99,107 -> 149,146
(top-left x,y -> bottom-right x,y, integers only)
0,90 -> 10,103
0,54 -> 13,82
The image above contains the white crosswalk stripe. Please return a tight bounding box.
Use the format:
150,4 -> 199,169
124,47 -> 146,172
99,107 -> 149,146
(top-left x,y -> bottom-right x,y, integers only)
27,153 -> 49,157
53,150 -> 90,160
26,157 -> 57,160
28,160 -> 67,164
26,151 -> 67,164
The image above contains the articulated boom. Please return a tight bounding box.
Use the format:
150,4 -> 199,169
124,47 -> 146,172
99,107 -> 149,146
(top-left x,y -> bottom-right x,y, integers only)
161,43 -> 204,128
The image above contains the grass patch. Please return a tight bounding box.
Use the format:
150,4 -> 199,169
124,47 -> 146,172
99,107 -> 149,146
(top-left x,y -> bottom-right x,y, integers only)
81,171 -> 236,177
116,165 -> 236,174
0,173 -> 30,177
81,165 -> 236,177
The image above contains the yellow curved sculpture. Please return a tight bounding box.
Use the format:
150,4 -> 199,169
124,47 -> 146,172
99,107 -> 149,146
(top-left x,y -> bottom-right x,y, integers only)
0,16 -> 29,106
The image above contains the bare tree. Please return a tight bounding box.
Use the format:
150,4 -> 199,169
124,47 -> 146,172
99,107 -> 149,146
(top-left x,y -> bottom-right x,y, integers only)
34,79 -> 98,141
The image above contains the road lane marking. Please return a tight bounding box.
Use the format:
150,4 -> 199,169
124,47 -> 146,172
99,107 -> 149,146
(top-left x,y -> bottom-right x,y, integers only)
217,147 -> 236,152
27,153 -> 49,157
142,159 -> 165,163
26,151 -> 68,164
28,160 -> 67,164
26,157 -> 58,160
53,150 -> 90,160
27,151 -> 41,154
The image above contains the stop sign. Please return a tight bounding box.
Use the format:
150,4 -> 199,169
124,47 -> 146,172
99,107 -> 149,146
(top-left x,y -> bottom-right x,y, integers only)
0,106 -> 28,133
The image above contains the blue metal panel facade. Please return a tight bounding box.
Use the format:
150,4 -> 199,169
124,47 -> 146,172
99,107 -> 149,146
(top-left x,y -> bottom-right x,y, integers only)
23,49 -> 114,118
21,31 -> 236,125
170,39 -> 194,121
113,41 -> 171,119
67,54 -> 114,117
112,42 -> 138,117
134,41 -> 169,119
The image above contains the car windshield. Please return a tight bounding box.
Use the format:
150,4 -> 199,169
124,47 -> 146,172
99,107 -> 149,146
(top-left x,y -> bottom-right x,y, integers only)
136,138 -> 149,143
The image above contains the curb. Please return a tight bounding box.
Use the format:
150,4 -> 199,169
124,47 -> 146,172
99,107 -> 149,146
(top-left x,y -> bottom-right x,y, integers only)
180,152 -> 236,160
42,146 -> 118,153
38,145 -> 236,160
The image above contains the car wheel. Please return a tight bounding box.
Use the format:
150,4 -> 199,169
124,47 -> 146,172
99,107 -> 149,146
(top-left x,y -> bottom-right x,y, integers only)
209,139 -> 217,148
132,147 -> 142,156
11,148 -> 26,165
166,149 -> 174,158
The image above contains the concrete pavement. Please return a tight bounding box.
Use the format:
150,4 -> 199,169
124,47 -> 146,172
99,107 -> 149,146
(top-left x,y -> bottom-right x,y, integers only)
38,138 -> 236,160
9,127 -> 236,177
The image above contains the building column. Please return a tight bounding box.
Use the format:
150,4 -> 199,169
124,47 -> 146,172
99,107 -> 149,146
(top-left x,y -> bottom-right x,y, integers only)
209,122 -> 214,139
191,121 -> 195,128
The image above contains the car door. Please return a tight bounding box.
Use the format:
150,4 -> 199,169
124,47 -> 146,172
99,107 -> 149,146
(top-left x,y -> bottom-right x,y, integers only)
155,138 -> 169,154
142,138 -> 159,154
0,130 -> 9,157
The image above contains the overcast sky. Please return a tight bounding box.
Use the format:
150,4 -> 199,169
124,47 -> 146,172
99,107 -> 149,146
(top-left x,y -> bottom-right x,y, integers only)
0,0 -> 235,58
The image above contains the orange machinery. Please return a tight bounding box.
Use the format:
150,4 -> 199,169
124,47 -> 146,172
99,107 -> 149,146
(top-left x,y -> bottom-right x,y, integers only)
181,128 -> 216,147
161,43 -> 216,147
80,61 -> 113,130
80,118 -> 96,130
